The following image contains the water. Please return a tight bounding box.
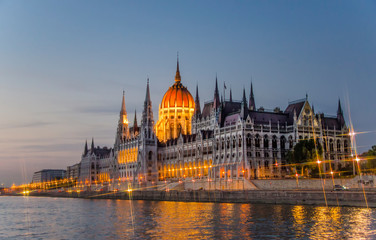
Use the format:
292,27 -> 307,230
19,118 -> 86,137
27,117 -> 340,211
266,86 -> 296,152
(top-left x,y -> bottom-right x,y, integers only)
1,196 -> 376,239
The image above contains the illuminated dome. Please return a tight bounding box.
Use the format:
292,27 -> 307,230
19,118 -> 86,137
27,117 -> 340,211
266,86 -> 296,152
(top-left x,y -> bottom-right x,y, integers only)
161,82 -> 194,109
156,60 -> 195,142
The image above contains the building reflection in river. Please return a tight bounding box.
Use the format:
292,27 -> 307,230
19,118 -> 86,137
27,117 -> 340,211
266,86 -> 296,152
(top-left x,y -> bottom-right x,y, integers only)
1,197 -> 375,239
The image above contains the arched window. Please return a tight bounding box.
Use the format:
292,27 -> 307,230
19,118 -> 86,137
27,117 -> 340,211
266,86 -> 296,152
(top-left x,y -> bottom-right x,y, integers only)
246,133 -> 252,148
232,136 -> 236,148
289,136 -> 293,149
148,151 -> 153,161
280,136 -> 286,150
226,137 -> 230,149
272,136 -> 277,149
255,134 -> 260,148
337,140 -> 341,152
264,135 -> 269,149
238,135 -> 242,148
329,139 -> 334,152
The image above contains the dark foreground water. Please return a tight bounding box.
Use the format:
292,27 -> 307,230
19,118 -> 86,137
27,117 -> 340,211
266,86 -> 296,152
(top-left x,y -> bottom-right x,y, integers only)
1,196 -> 376,239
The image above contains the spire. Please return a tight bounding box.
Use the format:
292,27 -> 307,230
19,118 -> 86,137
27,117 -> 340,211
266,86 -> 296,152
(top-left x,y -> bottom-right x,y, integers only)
241,87 -> 248,119
229,88 -> 233,102
249,82 -> 256,111
145,78 -> 151,104
142,78 -> 154,129
213,75 -> 220,109
194,84 -> 201,117
84,140 -> 88,155
91,138 -> 94,151
133,109 -> 138,131
337,98 -> 343,116
242,88 -> 248,106
175,54 -> 181,83
121,90 -> 126,114
337,98 -> 345,127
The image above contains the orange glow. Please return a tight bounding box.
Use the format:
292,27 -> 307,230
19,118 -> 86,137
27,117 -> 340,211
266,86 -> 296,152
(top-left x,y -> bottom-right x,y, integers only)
155,75 -> 195,142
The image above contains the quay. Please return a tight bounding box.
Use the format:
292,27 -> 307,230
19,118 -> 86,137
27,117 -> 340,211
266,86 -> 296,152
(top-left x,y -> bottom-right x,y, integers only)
6,189 -> 374,208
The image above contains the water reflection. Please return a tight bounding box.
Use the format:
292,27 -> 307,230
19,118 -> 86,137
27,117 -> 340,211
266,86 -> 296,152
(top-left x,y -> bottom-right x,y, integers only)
0,196 -> 375,239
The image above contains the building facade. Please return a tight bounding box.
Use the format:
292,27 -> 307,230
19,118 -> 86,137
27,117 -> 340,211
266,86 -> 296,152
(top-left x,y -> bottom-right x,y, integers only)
79,139 -> 113,185
32,169 -> 66,183
111,60 -> 351,186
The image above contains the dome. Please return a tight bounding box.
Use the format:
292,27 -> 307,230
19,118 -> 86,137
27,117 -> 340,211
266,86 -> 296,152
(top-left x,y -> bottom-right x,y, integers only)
161,82 -> 195,109
160,60 -> 194,109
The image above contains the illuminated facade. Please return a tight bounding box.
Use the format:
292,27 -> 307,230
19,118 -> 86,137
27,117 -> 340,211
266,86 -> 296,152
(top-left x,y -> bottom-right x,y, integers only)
156,61 -> 195,142
79,138 -> 113,185
107,60 -> 352,188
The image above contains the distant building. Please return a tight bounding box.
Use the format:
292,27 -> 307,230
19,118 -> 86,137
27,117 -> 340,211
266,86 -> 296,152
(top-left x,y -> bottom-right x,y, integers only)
78,139 -> 113,185
67,163 -> 81,180
32,169 -> 66,183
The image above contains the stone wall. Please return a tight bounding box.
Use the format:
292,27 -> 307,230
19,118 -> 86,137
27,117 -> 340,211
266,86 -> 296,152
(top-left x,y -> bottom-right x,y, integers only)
250,175 -> 376,190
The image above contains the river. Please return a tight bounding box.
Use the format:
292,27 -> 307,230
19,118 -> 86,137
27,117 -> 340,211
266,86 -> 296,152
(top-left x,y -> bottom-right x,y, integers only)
1,196 -> 375,239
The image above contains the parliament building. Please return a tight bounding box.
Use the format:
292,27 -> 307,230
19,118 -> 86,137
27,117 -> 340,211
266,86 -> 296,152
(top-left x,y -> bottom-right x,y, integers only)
75,60 -> 351,189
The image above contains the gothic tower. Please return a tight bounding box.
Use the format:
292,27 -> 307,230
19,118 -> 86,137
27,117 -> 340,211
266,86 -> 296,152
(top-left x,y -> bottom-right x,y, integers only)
138,79 -> 158,182
115,91 -> 130,147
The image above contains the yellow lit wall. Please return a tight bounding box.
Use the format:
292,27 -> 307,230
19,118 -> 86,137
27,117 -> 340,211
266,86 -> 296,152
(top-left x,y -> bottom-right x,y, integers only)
117,147 -> 138,164
156,105 -> 195,142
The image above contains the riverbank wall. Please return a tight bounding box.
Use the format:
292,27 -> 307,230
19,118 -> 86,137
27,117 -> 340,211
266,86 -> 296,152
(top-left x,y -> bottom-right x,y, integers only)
12,189 -> 375,208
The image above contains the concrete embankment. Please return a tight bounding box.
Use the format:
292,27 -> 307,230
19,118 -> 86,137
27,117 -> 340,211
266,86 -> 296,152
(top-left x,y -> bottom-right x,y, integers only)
14,190 -> 375,208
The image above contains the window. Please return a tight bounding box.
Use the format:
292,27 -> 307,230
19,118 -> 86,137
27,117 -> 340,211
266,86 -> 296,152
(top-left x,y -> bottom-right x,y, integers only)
280,136 -> 286,150
255,135 -> 260,148
272,136 -> 277,149
264,135 -> 269,149
329,140 -> 334,152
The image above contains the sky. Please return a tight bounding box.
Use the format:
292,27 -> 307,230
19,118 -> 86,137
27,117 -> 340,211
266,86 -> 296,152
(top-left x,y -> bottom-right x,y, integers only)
0,1 -> 375,186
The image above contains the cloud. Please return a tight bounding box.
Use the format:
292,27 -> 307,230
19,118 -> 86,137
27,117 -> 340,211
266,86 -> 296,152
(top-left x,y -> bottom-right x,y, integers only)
0,121 -> 53,130
77,105 -> 119,115
21,143 -> 82,152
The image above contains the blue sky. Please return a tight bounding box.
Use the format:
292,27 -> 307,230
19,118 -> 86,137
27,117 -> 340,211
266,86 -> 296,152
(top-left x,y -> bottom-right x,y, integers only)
0,1 -> 375,186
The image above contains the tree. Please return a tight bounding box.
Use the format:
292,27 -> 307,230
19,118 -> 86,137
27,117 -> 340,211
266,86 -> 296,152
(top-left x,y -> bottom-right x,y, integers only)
365,145 -> 376,171
287,139 -> 323,177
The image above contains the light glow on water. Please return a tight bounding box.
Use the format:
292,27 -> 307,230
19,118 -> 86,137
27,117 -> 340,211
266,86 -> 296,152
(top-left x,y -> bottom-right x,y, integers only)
1,196 -> 376,239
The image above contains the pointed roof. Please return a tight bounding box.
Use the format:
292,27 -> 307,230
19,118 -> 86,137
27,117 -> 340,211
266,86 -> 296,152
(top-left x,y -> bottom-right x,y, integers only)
142,78 -> 154,126
213,76 -> 220,109
121,90 -> 126,114
249,82 -> 256,110
175,55 -> 181,83
133,109 -> 138,129
229,88 -> 233,102
194,84 -> 201,116
91,138 -> 94,151
145,78 -> 151,104
242,88 -> 248,106
84,140 -> 88,155
241,88 -> 248,119
337,98 -> 343,116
